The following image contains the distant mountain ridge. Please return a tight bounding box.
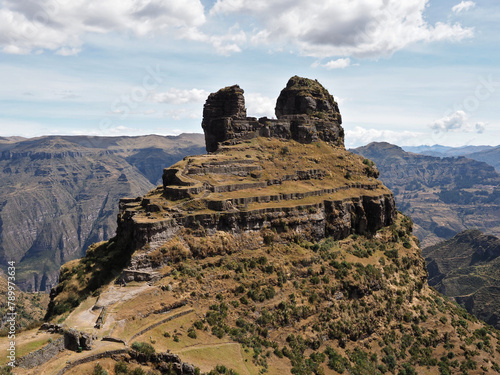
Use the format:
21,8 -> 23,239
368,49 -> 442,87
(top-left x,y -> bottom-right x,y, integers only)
403,144 -> 500,171
0,133 -> 205,292
351,142 -> 500,247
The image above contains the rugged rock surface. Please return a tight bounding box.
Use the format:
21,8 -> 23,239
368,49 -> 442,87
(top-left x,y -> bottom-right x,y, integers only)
0,134 -> 205,291
352,142 -> 500,247
424,230 -> 500,328
202,76 -> 344,152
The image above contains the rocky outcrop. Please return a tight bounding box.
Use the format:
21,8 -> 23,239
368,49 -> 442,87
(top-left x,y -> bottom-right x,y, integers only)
275,75 -> 343,145
64,328 -> 95,351
202,76 -> 344,152
47,78 -> 396,320
121,194 -> 394,248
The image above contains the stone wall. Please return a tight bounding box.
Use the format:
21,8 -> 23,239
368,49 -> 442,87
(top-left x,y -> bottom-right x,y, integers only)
17,337 -> 65,369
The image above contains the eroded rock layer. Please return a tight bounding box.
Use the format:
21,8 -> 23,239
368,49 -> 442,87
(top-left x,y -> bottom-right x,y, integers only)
114,137 -> 394,280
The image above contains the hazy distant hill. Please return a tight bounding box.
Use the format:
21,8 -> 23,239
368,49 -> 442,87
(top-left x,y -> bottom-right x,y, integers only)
0,134 -> 205,291
423,230 -> 500,328
404,144 -> 500,171
351,142 -> 500,247
467,146 -> 500,172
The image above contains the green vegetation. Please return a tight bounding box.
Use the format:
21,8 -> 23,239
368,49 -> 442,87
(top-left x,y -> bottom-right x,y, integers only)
131,341 -> 156,359
93,363 -> 108,375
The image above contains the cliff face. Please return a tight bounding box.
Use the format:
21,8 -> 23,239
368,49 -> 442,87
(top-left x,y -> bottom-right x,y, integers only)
202,76 -> 344,152
115,139 -> 395,261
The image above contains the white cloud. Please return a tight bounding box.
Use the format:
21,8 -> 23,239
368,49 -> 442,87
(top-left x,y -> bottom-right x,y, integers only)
210,0 -> 474,58
313,58 -> 352,70
430,110 -> 486,133
151,88 -> 209,105
182,24 -> 247,55
0,0 -> 206,54
452,1 -> 476,13
0,0 -> 475,57
345,126 -> 425,148
245,93 -> 275,117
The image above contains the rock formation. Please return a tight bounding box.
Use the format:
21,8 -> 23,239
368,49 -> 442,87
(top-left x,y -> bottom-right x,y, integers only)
202,76 -> 344,152
107,78 -> 394,281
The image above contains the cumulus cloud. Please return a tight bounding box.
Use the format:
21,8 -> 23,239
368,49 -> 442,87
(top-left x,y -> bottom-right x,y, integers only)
452,1 -> 476,13
430,110 -> 485,133
245,93 -> 275,117
313,58 -> 352,70
0,0 -> 206,54
0,0 -> 475,57
210,0 -> 474,58
151,88 -> 209,105
345,126 -> 425,148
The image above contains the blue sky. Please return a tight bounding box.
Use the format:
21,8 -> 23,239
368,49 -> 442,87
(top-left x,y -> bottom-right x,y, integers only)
0,0 -> 498,148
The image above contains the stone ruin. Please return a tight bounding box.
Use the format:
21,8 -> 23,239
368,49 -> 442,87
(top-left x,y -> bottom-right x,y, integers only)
202,75 -> 344,152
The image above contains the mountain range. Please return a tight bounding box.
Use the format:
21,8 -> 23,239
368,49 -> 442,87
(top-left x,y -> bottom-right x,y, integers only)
403,144 -> 500,172
0,134 -> 205,292
352,142 -> 500,248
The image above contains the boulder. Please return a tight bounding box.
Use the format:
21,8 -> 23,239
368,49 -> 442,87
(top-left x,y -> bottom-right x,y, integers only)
63,329 -> 94,351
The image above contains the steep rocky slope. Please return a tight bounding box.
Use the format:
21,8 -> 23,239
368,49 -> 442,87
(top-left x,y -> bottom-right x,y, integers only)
0,134 -> 205,292
6,77 -> 500,375
424,230 -> 500,328
351,142 -> 500,247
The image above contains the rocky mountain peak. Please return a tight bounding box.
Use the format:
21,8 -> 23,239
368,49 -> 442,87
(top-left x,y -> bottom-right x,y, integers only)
202,76 -> 344,152
275,75 -> 342,123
